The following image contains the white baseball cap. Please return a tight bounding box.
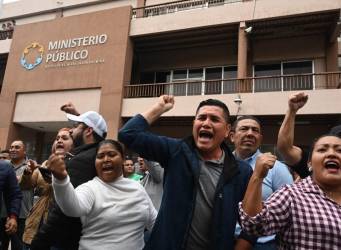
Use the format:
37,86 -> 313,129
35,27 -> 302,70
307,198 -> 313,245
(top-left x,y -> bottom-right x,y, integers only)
66,111 -> 107,138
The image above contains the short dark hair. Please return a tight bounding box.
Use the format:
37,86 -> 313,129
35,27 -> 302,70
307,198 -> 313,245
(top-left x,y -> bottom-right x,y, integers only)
0,149 -> 9,154
11,140 -> 26,150
97,139 -> 125,157
195,99 -> 230,123
232,115 -> 261,131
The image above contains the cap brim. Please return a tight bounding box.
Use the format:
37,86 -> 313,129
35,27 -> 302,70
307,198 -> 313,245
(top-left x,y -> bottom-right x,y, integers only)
66,113 -> 83,122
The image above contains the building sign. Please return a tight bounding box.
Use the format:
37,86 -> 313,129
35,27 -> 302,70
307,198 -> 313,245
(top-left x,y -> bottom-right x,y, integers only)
20,33 -> 107,70
20,42 -> 44,70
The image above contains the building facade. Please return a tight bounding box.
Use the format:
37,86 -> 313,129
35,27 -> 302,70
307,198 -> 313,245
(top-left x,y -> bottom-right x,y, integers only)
0,0 -> 340,160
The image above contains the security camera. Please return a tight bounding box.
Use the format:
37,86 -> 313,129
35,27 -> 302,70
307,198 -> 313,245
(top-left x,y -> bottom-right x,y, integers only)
244,26 -> 253,34
234,96 -> 242,105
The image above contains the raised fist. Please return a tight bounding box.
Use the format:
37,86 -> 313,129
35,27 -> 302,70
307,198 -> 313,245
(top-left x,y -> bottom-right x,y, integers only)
47,154 -> 68,180
288,92 -> 308,112
254,152 -> 277,179
60,102 -> 79,115
158,95 -> 174,113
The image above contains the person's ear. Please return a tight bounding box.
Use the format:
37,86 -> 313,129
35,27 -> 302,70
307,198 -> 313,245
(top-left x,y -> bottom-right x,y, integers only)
84,127 -> 93,137
225,124 -> 231,139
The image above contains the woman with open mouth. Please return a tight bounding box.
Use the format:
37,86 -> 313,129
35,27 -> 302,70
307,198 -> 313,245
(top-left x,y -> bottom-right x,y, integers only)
239,134 -> 341,249
48,139 -> 157,250
22,127 -> 73,250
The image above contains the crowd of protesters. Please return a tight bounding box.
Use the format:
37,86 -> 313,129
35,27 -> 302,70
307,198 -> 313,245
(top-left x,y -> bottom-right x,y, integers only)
0,92 -> 340,250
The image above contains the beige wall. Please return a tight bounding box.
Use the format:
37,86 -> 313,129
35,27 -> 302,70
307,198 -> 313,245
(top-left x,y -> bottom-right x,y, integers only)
1,0 -> 136,21
13,89 -> 101,123
145,0 -> 167,5
0,6 -> 133,149
121,89 -> 341,117
0,39 -> 11,54
131,0 -> 341,36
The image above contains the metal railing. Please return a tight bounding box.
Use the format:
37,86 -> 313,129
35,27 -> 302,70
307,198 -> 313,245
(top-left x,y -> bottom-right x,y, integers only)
124,72 -> 341,98
0,30 -> 13,40
132,0 -> 242,18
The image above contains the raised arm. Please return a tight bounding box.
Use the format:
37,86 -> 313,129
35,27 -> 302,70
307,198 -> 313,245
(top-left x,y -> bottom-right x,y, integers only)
60,102 -> 80,116
19,159 -> 39,190
118,95 -> 179,166
242,153 -> 276,216
48,154 -> 94,217
141,95 -> 174,125
277,92 -> 308,166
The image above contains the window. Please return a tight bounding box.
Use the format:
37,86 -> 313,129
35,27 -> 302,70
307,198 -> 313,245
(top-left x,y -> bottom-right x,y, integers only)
253,61 -> 313,92
0,54 -> 8,94
205,67 -> 222,94
223,66 -> 238,93
187,69 -> 203,95
254,63 -> 281,92
155,71 -> 171,83
172,70 -> 187,81
283,61 -> 313,90
172,69 -> 187,96
140,72 -> 155,84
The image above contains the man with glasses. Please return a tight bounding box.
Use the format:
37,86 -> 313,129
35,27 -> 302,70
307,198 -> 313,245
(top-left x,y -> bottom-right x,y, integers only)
31,104 -> 107,250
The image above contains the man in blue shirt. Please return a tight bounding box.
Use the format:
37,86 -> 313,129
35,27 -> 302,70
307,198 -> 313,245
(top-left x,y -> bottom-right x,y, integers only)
230,115 -> 293,250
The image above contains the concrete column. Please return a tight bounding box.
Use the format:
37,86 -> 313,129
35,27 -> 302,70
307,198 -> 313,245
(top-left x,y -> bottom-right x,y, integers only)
326,41 -> 338,72
326,40 -> 338,88
237,21 -> 250,92
237,21 -> 248,78
136,0 -> 146,18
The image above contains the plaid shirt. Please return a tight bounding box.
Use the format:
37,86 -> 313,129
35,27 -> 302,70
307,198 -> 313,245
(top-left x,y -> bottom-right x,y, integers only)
239,176 -> 341,249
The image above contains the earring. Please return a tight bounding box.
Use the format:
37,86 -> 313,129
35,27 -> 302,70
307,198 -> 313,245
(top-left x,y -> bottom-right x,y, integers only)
308,165 -> 312,172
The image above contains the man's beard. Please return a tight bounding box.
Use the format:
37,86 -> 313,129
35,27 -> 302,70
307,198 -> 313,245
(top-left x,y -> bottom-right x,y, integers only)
73,131 -> 85,148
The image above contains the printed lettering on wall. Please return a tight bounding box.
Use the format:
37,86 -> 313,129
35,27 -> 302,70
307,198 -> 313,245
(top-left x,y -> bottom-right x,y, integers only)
20,34 -> 107,70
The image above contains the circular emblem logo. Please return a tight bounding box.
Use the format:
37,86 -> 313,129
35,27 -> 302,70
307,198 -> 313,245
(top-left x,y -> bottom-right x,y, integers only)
20,42 -> 44,70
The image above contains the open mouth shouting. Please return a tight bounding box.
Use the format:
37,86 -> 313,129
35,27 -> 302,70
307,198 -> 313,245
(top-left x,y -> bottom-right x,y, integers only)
55,143 -> 65,150
324,160 -> 340,174
102,163 -> 115,174
198,130 -> 214,143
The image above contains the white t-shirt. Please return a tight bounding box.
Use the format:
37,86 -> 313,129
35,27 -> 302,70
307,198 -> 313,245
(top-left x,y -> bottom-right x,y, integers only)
53,175 -> 157,250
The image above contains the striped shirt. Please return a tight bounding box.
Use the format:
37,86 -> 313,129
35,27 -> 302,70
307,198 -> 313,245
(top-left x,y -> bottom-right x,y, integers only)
239,176 -> 341,249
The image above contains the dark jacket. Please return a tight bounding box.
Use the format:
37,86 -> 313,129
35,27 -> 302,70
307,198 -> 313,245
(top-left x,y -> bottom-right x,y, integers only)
30,143 -> 98,250
0,161 -> 22,217
118,114 -> 254,250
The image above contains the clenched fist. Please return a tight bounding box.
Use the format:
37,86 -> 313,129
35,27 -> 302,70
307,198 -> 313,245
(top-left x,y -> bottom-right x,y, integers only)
47,154 -> 68,180
157,95 -> 174,113
254,153 -> 277,179
288,92 -> 308,112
